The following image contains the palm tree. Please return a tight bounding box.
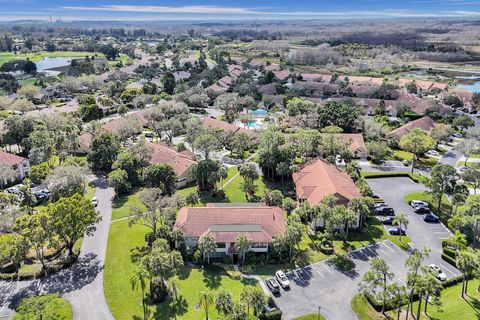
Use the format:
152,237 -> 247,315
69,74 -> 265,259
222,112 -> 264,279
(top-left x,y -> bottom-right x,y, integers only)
234,235 -> 251,264
276,162 -> 290,183
348,197 -> 373,230
448,230 -> 468,251
170,226 -> 184,249
393,213 -> 409,242
457,251 -> 478,297
421,272 -> 442,315
130,267 -> 149,320
168,276 -> 180,320
198,235 -> 217,264
240,287 -> 254,316
217,165 -> 229,190
250,288 -> 267,316
199,291 -> 214,320
215,288 -> 233,316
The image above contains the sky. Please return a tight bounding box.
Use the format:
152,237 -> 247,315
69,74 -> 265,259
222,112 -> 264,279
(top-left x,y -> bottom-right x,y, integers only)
2,0 -> 480,21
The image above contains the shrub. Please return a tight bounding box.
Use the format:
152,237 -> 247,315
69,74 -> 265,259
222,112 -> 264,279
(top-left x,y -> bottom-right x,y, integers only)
441,253 -> 457,268
259,309 -> 282,320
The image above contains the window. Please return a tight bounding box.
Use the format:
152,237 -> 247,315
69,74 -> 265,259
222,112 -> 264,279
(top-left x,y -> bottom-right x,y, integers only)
252,242 -> 268,248
216,242 -> 226,248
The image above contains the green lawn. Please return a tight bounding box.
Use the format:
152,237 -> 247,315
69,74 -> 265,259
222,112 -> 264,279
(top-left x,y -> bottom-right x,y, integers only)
111,188 -> 145,220
392,150 -> 438,169
406,279 -> 480,320
404,191 -> 452,220
13,293 -> 72,320
176,166 -> 293,205
457,160 -> 480,168
351,293 -> 386,320
104,220 -> 259,320
85,184 -> 96,200
294,313 -> 327,320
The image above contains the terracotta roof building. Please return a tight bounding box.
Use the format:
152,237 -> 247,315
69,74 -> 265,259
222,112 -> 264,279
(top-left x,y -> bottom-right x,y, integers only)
385,116 -> 437,139
175,203 -> 285,260
0,150 -> 30,186
292,159 -> 361,228
146,141 -> 197,187
202,117 -> 254,136
335,134 -> 367,159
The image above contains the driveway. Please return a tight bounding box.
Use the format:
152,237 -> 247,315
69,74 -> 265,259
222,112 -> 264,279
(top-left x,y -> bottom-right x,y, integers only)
273,240 -> 410,320
367,177 -> 460,276
0,176 -> 114,320
358,160 -> 428,175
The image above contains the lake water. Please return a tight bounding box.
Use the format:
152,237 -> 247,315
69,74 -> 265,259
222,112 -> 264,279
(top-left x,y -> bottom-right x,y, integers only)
35,56 -> 82,76
456,80 -> 480,93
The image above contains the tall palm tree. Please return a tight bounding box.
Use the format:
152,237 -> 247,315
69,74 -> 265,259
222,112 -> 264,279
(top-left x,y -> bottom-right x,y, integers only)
170,226 -> 184,249
234,235 -> 251,264
168,276 -> 180,320
393,213 -> 409,242
448,230 -> 468,251
199,291 -> 214,320
217,165 -> 229,190
130,267 -> 149,320
348,197 -> 373,230
457,251 -> 478,297
198,235 -> 217,264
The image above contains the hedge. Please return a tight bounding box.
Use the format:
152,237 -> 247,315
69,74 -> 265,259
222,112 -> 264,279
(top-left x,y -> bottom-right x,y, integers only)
0,254 -> 78,281
361,172 -> 426,183
259,309 -> 282,320
441,253 -> 457,268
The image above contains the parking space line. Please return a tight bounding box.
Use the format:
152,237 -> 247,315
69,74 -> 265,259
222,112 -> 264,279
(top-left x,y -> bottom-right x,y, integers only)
382,242 -> 396,253
398,279 -> 406,286
440,264 -> 457,276
302,267 -> 312,277
377,247 -> 388,255
321,261 -> 334,275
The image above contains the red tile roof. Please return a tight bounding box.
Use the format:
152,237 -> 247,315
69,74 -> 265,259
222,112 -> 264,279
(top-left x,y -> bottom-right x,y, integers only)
335,134 -> 366,155
0,150 -> 27,166
385,116 -> 437,139
146,141 -> 196,177
202,117 -> 253,135
293,159 -> 361,205
175,205 -> 285,243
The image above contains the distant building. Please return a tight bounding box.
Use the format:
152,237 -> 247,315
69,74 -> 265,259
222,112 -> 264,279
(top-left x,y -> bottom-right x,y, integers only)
175,203 -> 285,262
0,150 -> 30,185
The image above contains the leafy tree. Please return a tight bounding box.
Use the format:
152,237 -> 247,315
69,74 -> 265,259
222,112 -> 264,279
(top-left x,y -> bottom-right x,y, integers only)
264,189 -> 284,207
0,163 -> 17,190
185,192 -> 199,206
29,163 -> 50,185
317,101 -> 361,132
291,128 -> 321,162
142,164 -> 177,196
464,168 -> 480,195
198,235 -> 216,264
455,138 -> 479,166
183,117 -> 204,153
142,81 -> 158,95
452,114 -> 474,133
108,168 -> 130,195
46,193 -> 100,256
46,165 -> 87,200
366,141 -> 391,162
101,44 -> 120,60
393,213 -> 409,242
79,103 -> 102,121
430,124 -> 453,148
215,288 -> 233,316
129,188 -> 180,240
285,214 -> 303,261
359,257 -> 394,314
250,288 -> 267,316
444,95 -> 463,108
427,164 -> 456,213
88,131 -> 121,171
199,291 -> 214,320
231,132 -> 251,160
282,197 -> 297,215
162,72 -> 176,95
399,128 -> 436,173
13,211 -> 54,270
286,97 -> 315,116
228,302 -> 247,320
194,133 -> 220,161
214,93 -> 241,123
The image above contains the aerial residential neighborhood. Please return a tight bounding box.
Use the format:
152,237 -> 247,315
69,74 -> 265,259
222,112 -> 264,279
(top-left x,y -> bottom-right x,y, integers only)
1,2 -> 480,320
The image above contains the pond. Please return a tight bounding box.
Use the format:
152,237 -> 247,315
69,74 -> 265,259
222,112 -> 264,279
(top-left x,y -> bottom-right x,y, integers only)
35,56 -> 83,76
456,78 -> 480,93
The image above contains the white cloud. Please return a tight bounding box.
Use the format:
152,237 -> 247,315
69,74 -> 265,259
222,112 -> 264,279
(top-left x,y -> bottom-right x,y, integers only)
62,5 -> 258,14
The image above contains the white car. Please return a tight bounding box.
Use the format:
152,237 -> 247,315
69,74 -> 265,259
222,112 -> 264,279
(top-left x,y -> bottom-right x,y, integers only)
426,150 -> 440,156
275,270 -> 290,288
429,264 -> 447,281
410,200 -> 429,208
92,197 -> 98,207
452,133 -> 463,138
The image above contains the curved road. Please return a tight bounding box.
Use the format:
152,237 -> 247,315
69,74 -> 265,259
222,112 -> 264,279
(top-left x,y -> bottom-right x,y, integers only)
0,176 -> 114,320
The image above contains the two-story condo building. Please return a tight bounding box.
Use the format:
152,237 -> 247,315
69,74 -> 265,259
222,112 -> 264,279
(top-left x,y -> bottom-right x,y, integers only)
174,203 -> 286,263
0,150 -> 30,186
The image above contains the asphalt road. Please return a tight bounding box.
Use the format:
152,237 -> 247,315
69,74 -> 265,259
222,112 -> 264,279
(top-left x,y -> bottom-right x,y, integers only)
367,177 -> 460,276
273,240 -> 410,320
0,176 -> 114,320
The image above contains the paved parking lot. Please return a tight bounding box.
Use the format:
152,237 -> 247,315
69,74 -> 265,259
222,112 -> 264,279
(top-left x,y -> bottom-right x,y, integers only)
367,177 -> 460,276
272,240 -> 409,320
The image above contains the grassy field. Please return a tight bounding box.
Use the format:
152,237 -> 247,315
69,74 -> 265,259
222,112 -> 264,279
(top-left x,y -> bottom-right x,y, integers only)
111,188 -> 145,221
392,150 -> 438,169
0,51 -> 105,66
405,279 -> 480,320
13,293 -> 72,320
351,293 -> 386,320
104,220 -> 259,320
404,191 -> 452,219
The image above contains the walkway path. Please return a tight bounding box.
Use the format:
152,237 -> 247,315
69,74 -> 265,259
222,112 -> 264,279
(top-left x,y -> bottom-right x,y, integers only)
222,153 -> 258,188
0,176 -> 115,320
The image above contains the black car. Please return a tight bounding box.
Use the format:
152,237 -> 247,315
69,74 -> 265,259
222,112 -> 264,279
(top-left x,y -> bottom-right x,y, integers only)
266,278 -> 280,294
414,206 -> 431,214
375,207 -> 395,216
424,214 -> 440,223
388,227 -> 406,236
381,216 -> 396,225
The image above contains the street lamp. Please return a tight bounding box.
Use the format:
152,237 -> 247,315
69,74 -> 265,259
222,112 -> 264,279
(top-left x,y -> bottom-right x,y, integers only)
317,306 -> 321,320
